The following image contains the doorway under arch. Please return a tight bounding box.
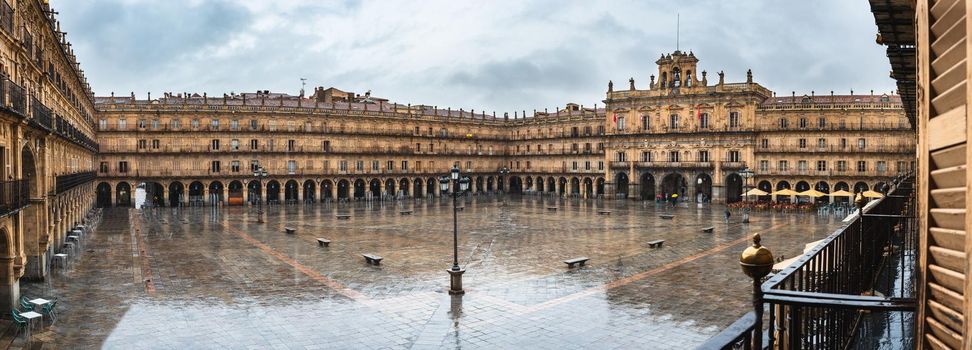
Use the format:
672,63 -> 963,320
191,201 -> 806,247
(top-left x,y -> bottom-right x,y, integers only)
97,182 -> 112,207
695,173 -> 712,203
615,173 -> 629,199
639,173 -> 656,200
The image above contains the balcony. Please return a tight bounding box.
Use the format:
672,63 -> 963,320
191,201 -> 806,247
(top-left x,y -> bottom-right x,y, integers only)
720,162 -> 747,170
0,179 -> 29,217
701,175 -> 916,349
55,171 -> 97,195
609,161 -> 628,169
636,161 -> 714,169
2,77 -> 25,116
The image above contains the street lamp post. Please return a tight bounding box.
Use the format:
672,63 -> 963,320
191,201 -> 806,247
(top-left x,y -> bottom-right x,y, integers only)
739,168 -> 754,223
499,167 -> 510,205
442,166 -> 470,295
253,166 -> 268,223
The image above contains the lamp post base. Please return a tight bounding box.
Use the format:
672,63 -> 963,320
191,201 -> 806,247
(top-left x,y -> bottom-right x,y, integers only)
447,268 -> 465,295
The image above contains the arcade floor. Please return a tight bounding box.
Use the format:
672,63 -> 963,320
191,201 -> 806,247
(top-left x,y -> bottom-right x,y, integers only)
14,196 -> 845,349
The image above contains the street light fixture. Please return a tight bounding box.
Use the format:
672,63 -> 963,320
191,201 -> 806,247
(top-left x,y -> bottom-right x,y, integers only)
499,167 -> 510,205
445,165 -> 469,295
253,166 -> 268,223
739,168 -> 754,223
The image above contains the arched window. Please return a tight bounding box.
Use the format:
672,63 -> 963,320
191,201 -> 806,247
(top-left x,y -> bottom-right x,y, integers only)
685,70 -> 692,87
672,67 -> 682,87
660,72 -> 668,88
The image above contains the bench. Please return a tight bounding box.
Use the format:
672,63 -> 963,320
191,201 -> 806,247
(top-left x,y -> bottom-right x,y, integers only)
399,210 -> 412,215
597,210 -> 611,215
702,226 -> 714,233
362,254 -> 383,265
563,257 -> 590,268
659,214 -> 675,219
336,214 -> 351,220
316,238 -> 331,247
647,240 -> 665,248
284,227 -> 296,234
547,207 -> 558,211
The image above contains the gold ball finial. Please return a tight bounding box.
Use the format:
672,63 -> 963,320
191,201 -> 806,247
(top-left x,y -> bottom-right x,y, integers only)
740,233 -> 774,279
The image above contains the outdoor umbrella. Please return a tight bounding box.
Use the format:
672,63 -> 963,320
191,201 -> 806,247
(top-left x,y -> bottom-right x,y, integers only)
771,189 -> 798,196
862,190 -> 884,198
744,188 -> 768,196
828,190 -> 854,197
797,189 -> 826,197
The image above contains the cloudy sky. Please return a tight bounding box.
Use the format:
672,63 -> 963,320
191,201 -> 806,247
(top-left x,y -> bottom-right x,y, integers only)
55,0 -> 893,113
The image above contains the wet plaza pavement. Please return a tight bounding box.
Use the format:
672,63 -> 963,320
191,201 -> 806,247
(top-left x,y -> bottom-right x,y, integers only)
13,196 -> 846,349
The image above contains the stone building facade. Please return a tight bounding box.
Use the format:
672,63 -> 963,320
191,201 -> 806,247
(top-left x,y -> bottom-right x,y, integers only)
0,0 -> 98,310
94,51 -> 913,209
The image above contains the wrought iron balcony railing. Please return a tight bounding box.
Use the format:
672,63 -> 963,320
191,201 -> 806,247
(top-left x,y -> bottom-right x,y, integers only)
55,171 -> 96,195
0,179 -> 29,217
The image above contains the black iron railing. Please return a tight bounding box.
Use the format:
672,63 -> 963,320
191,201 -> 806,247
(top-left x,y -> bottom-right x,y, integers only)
702,173 -> 916,349
30,96 -> 52,131
55,171 -> 96,195
5,77 -> 24,115
0,179 -> 29,216
0,1 -> 12,35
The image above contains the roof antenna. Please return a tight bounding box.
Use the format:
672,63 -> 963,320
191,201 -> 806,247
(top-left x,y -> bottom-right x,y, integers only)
676,12 -> 680,51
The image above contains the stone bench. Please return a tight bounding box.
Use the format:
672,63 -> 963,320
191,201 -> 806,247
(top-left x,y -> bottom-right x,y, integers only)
563,257 -> 590,268
400,210 -> 412,215
316,238 -> 331,247
362,254 -> 383,265
284,227 -> 296,234
702,226 -> 714,233
647,239 -> 665,248
336,214 -> 351,220
597,210 -> 611,215
659,214 -> 675,219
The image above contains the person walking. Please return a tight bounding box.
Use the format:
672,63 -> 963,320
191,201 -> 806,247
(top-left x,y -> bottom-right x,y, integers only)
671,193 -> 678,208
725,208 -> 731,223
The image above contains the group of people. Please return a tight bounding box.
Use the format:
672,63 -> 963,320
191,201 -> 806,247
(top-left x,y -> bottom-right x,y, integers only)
727,201 -> 821,212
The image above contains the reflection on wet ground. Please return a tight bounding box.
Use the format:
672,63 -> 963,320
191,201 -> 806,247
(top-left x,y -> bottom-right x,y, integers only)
14,196 -> 845,349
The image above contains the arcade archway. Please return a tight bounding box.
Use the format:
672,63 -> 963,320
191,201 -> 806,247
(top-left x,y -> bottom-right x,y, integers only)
639,173 -> 655,200
96,182 -> 112,207
615,173 -> 629,199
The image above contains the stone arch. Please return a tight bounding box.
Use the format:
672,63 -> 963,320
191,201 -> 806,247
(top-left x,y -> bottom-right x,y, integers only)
116,182 -> 132,207
509,176 -> 523,194
267,180 -> 281,202
661,173 -> 687,200
353,179 -> 366,198
96,182 -> 112,208
426,178 -> 436,195
144,182 -> 165,207
814,181 -> 831,204
188,181 -> 204,204
525,176 -> 534,191
399,178 -> 410,197
615,172 -> 629,199
536,177 -> 545,192
584,178 -> 593,197
596,177 -> 605,196
284,180 -> 299,202
834,181 -> 850,192
303,180 -> 316,202
795,181 -> 811,192
487,176 -> 495,192
248,180 -> 262,204
853,181 -> 869,193
168,181 -> 185,207
413,178 -> 423,197
546,177 -> 556,192
337,179 -> 350,199
695,173 -> 713,203
384,178 -> 395,197
775,181 -> 791,190
558,177 -> 568,195
475,176 -> 484,192
228,180 -> 244,205
369,178 -> 381,197
209,181 -> 224,203
570,177 -> 580,194
321,179 -> 334,200
640,173 -> 656,200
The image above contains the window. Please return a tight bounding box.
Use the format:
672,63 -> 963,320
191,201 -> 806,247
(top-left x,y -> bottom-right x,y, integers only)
877,161 -> 887,173
840,138 -> 847,148
211,139 -> 220,151
699,150 -> 709,162
817,138 -> 827,148
597,126 -> 605,135
837,160 -> 847,172
670,114 -> 679,129
287,121 -> 295,132
288,140 -> 296,152
598,161 -> 604,170
761,139 -> 768,149
231,139 -> 239,150
584,161 -> 590,170
617,116 -> 625,131
151,139 -> 159,149
151,119 -> 159,129
839,119 -> 846,129
250,119 -> 258,130
402,160 -> 408,170
211,119 -> 220,130
339,161 -> 348,171
268,120 -> 276,131
387,160 -> 394,171
668,151 -> 680,162
99,162 -> 108,173
251,160 -> 260,172
778,160 -> 788,171
170,119 -> 180,130
527,161 -> 532,169
323,160 -> 330,171
816,160 -> 827,171
818,117 -> 826,128
641,151 -> 652,162
322,140 -> 330,152
897,161 -> 906,172
699,113 -> 709,129
584,126 -> 592,136
371,160 -> 379,171
759,160 -> 769,172
211,160 -> 221,173
572,161 -> 578,170
99,119 -> 107,130
729,112 -> 740,128
138,119 -> 146,128
439,128 -> 448,137
137,139 -> 147,149
231,120 -> 239,130
641,115 -> 649,130
857,138 -> 866,149
799,139 -> 806,149
250,139 -> 258,150
571,127 -> 579,137
231,160 -> 240,172
727,150 -> 740,162
799,118 -> 807,128
857,160 -> 867,172
616,151 -> 626,162
355,161 -> 364,171
779,118 -> 788,128
287,160 -> 297,174
119,161 -> 129,173
191,119 -> 199,129
119,119 -> 128,130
